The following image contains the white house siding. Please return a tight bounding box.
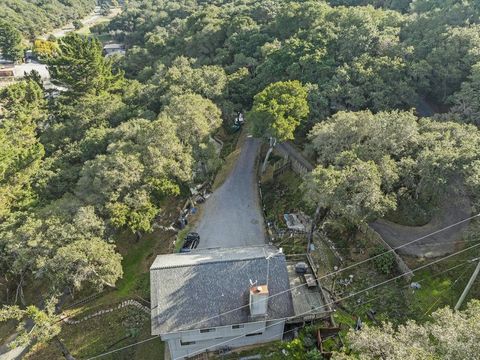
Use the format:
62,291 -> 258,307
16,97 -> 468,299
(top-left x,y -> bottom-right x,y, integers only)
163,319 -> 286,359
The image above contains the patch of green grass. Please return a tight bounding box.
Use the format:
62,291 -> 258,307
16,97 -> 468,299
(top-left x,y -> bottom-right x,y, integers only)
133,329 -> 164,360
405,262 -> 475,319
219,128 -> 241,160
212,129 -> 245,190
333,309 -> 356,328
222,341 -> 282,359
91,33 -> 114,43
26,307 -> 163,360
175,226 -> 191,252
262,170 -> 309,226
116,235 -> 157,297
275,234 -> 307,254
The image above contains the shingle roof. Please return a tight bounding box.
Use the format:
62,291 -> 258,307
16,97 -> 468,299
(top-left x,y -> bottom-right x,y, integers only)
150,245 -> 294,335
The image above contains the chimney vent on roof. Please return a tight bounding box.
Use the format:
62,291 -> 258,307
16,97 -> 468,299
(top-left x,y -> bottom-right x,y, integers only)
249,284 -> 269,317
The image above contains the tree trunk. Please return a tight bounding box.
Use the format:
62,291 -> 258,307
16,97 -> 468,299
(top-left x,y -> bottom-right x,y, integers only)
307,205 -> 329,253
261,137 -> 277,174
135,231 -> 142,242
55,336 -> 76,360
15,272 -> 25,305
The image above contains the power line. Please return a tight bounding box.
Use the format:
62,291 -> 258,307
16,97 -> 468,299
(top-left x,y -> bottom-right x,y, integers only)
85,242 -> 480,360
87,243 -> 480,360
455,257 -> 480,310
91,261 -> 473,360
420,262 -> 474,319
302,237 -> 480,251
83,217 -> 480,360
176,242 -> 480,359
352,260 -> 472,311
168,213 -> 480,333
85,335 -> 160,360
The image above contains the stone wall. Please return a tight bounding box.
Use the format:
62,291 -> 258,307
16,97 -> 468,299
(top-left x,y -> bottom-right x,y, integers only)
62,299 -> 150,325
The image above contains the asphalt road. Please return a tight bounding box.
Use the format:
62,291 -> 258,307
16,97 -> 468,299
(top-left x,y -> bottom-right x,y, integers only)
370,185 -> 472,258
195,136 -> 266,248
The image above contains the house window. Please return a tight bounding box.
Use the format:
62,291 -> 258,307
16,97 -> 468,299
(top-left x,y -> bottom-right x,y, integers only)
232,324 -> 244,329
200,328 -> 216,333
246,332 -> 263,337
180,340 -> 196,346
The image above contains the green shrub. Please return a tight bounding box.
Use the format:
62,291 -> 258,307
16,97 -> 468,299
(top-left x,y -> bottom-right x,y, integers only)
371,246 -> 396,275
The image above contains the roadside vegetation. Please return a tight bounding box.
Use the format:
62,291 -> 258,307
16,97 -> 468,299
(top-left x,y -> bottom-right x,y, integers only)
1,0 -> 480,358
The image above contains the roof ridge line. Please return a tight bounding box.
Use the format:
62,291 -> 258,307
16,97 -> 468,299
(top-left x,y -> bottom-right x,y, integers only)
151,253 -> 285,270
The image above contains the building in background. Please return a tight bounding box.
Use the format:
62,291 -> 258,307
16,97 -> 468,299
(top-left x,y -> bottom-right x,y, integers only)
103,43 -> 126,57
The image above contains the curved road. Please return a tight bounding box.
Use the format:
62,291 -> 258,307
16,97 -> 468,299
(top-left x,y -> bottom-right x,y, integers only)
371,186 -> 472,258
195,136 -> 266,248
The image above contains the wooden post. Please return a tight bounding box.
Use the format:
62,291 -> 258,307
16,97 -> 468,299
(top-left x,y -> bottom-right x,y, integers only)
307,206 -> 328,253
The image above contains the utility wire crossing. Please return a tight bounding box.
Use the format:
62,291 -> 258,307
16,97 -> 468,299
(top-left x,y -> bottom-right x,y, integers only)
85,238 -> 480,360
165,213 -> 480,334
176,241 -> 480,360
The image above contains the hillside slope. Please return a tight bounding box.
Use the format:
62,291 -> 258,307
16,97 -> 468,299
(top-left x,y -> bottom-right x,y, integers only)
0,0 -> 97,38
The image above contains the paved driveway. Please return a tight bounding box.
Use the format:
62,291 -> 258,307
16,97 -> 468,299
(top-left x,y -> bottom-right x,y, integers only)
195,136 -> 266,248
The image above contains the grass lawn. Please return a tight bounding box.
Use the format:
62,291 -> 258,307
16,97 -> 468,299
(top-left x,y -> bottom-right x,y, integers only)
76,7 -> 121,36
222,342 -> 282,359
175,226 -> 191,252
330,231 -> 480,333
26,307 -> 163,360
258,152 -> 480,334
212,128 -> 243,190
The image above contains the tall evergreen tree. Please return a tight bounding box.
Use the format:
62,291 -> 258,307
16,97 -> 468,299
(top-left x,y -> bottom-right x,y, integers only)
0,21 -> 24,62
48,33 -> 123,97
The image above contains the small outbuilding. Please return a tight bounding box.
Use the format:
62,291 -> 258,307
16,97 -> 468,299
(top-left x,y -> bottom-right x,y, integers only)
102,43 -> 126,57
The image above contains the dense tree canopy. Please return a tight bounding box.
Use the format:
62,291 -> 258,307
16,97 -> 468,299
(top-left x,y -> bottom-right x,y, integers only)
106,0 -> 480,122
249,80 -> 309,142
0,21 -> 24,61
0,0 -> 97,38
0,299 -> 60,348
1,0 -> 480,355
249,80 -> 309,172
0,81 -> 46,220
305,110 -> 480,225
333,300 -> 480,360
48,34 -> 124,97
450,62 -> 480,125
0,28 -> 220,319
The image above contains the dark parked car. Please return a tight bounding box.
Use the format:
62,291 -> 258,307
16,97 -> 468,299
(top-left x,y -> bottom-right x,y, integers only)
180,232 -> 200,252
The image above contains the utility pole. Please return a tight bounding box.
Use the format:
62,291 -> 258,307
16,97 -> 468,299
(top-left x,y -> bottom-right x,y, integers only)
455,258 -> 480,311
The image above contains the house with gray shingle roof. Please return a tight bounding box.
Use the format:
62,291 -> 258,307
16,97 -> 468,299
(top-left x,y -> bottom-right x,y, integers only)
150,245 -> 294,359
